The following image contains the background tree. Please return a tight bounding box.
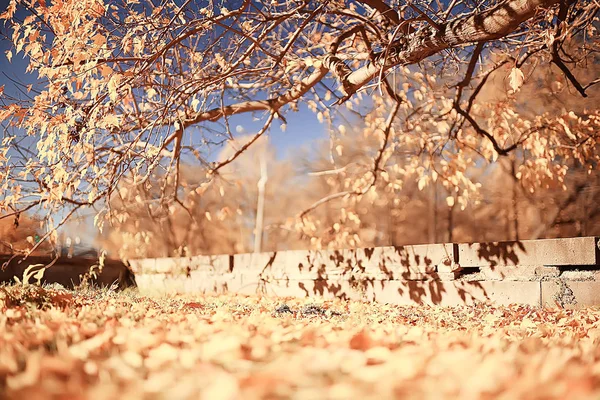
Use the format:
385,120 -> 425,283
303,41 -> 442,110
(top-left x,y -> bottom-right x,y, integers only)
0,0 -> 598,254
296,53 -> 600,248
99,135 -> 313,259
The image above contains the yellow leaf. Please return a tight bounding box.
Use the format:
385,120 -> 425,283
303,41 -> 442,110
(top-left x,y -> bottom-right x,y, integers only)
284,59 -> 298,74
414,89 -> 423,101
108,74 -> 121,102
558,118 -> 577,141
102,114 -> 120,128
49,229 -> 58,245
92,33 -> 106,48
191,97 -> 200,111
508,67 -> 524,92
147,87 -> 157,99
98,64 -> 113,78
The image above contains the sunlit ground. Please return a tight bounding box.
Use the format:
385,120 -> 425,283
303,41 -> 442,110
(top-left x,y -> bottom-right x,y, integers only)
1,284 -> 599,399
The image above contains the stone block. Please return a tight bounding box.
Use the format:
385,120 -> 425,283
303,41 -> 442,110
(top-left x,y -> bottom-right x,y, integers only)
387,243 -> 454,274
230,277 -> 365,301
367,280 -> 541,306
433,272 -> 461,281
129,258 -> 155,274
131,237 -> 600,306
558,270 -> 598,281
228,245 -> 458,281
150,257 -> 191,275
187,254 -> 231,274
458,237 -> 598,267
541,280 -> 600,308
317,245 -> 449,279
133,273 -> 544,306
478,265 -> 553,281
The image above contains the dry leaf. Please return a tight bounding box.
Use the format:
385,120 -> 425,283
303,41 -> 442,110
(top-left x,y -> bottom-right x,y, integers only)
508,67 -> 525,92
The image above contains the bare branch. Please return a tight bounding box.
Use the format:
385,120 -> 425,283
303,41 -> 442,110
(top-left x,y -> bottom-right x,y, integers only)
185,68 -> 328,127
355,0 -> 401,24
372,98 -> 401,179
551,0 -> 588,97
299,191 -> 351,219
211,112 -> 276,175
552,55 -> 588,97
408,3 -> 441,31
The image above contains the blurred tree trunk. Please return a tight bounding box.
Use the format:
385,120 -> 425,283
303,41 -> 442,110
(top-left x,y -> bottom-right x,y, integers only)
428,183 -> 437,243
511,159 -> 519,240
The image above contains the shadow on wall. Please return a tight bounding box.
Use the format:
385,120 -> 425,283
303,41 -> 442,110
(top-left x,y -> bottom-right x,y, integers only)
249,246 -> 491,306
468,241 -> 527,267
0,255 -> 137,290
132,237 -> 599,304
156,241 -> 534,305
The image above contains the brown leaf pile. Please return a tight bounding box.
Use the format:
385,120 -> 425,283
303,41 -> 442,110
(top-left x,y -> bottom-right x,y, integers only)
1,285 -> 600,400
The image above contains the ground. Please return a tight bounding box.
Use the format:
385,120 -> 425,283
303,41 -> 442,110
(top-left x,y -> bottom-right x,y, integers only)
1,285 -> 599,399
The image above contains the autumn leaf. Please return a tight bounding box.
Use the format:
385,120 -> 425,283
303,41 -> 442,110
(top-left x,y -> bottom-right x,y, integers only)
1,285 -> 599,399
508,67 -> 525,92
558,117 -> 577,141
107,74 -> 121,102
349,330 -> 375,351
191,97 -> 200,111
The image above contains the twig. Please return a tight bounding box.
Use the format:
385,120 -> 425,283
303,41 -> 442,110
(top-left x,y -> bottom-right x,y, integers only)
211,112 -> 276,175
355,0 -> 401,24
299,191 -> 351,219
408,2 -> 441,31
372,98 -> 400,182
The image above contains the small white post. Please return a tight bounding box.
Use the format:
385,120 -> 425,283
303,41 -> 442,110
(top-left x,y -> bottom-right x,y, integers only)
254,152 -> 268,253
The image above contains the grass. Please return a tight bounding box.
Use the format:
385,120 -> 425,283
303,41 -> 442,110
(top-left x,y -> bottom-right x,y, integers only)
1,283 -> 600,399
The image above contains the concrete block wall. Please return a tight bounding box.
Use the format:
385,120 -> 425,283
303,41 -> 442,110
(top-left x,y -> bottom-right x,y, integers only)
130,237 -> 600,308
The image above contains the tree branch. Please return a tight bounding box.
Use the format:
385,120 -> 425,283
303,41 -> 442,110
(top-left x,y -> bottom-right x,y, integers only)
355,0 -> 401,25
299,191 -> 351,219
184,67 -> 328,128
551,0 -> 588,97
341,0 -> 560,95
211,112 -> 276,175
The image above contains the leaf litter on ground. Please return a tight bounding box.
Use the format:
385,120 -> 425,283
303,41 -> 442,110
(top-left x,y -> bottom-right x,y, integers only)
1,284 -> 600,399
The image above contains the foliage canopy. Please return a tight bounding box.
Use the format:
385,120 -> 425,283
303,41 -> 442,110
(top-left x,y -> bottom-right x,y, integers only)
0,0 -> 598,251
